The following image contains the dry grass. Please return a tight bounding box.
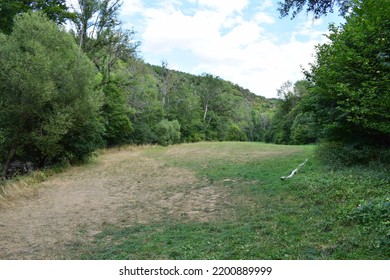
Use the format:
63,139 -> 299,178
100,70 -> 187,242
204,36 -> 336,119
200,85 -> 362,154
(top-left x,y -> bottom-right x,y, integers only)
151,141 -> 302,162
0,145 -> 232,259
0,171 -> 49,209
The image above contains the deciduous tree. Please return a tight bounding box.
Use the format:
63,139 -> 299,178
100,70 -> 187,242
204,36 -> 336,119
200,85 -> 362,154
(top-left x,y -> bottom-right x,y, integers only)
278,0 -> 352,19
306,0 -> 390,146
0,0 -> 74,34
0,12 -> 104,176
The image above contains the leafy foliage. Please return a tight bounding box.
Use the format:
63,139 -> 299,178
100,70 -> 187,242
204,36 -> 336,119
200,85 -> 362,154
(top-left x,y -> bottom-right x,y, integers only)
303,0 -> 390,163
266,80 -> 316,144
102,83 -> 134,146
347,196 -> 389,248
0,12 -> 104,174
0,0 -> 74,34
125,62 -> 271,145
156,119 -> 181,146
316,142 -> 390,166
278,0 -> 352,19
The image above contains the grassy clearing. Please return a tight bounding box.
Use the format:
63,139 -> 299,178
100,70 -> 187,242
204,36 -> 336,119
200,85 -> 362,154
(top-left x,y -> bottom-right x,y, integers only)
76,142 -> 389,260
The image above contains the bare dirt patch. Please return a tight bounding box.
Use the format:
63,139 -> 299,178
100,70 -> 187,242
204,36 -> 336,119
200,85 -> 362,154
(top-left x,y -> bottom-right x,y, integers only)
0,146 -> 231,259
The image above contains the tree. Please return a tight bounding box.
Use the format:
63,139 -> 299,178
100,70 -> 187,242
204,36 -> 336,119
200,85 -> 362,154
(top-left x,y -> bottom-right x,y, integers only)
0,0 -> 74,34
164,74 -> 202,142
127,60 -> 163,144
69,0 -> 139,146
159,60 -> 170,107
278,0 -> 352,19
306,0 -> 390,147
70,0 -> 138,82
0,12 -> 104,176
265,80 -> 315,144
195,74 -> 225,137
102,82 -> 134,146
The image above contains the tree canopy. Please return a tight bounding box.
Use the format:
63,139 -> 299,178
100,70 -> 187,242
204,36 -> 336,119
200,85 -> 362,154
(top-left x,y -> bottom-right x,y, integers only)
0,0 -> 74,34
1,0 -> 389,175
0,12 -> 103,176
278,0 -> 352,18
305,0 -> 390,146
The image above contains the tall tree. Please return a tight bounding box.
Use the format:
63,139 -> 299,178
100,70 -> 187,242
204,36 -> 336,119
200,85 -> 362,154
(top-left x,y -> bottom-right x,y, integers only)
71,0 -> 138,79
265,80 -> 315,144
306,0 -> 390,146
0,12 -> 104,176
70,0 -> 139,145
159,60 -> 170,107
127,60 -> 163,144
196,74 -> 223,129
0,0 -> 74,34
165,74 -> 202,142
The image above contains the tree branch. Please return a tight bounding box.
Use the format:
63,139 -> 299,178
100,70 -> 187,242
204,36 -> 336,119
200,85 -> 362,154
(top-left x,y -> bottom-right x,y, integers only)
281,159 -> 308,180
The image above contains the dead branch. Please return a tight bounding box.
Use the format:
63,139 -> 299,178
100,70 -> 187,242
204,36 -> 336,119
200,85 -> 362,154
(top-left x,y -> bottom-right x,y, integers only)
281,159 -> 308,180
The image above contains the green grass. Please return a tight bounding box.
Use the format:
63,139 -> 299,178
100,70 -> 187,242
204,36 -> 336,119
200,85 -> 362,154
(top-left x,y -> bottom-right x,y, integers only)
75,142 -> 389,260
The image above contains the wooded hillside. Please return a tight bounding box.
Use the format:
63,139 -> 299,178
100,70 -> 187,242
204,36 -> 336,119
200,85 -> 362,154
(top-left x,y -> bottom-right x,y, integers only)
0,1 -> 275,176
0,0 -> 389,176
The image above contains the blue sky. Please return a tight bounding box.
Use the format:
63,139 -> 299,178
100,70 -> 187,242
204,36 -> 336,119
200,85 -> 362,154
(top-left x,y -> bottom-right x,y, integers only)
118,0 -> 344,98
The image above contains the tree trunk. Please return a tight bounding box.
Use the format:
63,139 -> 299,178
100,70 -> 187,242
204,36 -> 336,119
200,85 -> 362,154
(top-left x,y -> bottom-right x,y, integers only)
203,102 -> 208,123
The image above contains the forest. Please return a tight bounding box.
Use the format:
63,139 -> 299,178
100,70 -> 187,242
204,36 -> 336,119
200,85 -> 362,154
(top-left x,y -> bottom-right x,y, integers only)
0,0 -> 389,176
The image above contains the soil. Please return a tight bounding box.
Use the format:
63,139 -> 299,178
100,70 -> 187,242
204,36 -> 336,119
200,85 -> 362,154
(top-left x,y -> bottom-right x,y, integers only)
0,147 -> 230,259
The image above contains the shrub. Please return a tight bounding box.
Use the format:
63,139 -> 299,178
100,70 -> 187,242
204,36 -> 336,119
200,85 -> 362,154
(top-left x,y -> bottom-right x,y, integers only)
155,119 -> 181,146
346,197 -> 390,249
227,124 -> 248,141
316,142 -> 390,166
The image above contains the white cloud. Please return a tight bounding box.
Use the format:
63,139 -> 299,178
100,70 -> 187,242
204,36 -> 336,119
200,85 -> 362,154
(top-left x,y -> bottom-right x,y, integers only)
120,0 -> 338,97
120,0 -> 144,16
193,38 -> 319,97
196,0 -> 249,15
142,9 -> 221,54
254,12 -> 276,24
258,0 -> 274,11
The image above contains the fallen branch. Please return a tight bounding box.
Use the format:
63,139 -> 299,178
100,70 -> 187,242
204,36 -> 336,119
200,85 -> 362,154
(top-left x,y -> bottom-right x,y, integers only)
281,159 -> 308,180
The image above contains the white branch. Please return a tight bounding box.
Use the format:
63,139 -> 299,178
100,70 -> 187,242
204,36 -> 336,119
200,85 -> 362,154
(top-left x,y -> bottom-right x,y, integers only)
281,159 -> 308,180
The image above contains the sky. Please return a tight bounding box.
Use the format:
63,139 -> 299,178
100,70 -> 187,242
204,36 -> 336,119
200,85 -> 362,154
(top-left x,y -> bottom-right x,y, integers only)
108,1 -> 344,98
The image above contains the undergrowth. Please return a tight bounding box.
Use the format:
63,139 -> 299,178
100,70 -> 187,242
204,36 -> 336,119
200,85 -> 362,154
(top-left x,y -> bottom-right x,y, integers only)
0,154 -> 100,207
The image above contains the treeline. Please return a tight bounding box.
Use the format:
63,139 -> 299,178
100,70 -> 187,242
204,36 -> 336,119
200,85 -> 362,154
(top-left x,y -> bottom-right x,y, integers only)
1,0 -> 389,176
0,0 -> 274,176
266,0 -> 390,165
265,80 -> 316,145
104,60 -> 274,146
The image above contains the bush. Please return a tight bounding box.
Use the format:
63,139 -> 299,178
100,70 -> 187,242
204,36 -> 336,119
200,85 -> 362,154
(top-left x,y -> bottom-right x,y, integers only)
290,113 -> 316,144
226,124 -> 248,141
155,119 -> 181,146
316,142 -> 390,166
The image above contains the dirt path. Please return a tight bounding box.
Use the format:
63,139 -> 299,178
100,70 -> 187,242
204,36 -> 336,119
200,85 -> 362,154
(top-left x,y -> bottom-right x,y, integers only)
0,147 -> 229,259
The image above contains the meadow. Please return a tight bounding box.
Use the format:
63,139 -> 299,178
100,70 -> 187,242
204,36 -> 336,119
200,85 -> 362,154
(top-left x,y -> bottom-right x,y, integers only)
1,142 -> 388,259
75,142 -> 389,259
